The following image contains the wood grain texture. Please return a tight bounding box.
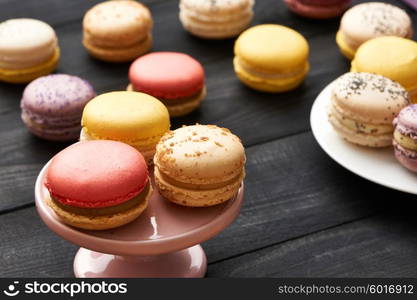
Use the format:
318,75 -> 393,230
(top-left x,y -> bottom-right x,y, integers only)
207,212 -> 417,277
0,0 -> 416,277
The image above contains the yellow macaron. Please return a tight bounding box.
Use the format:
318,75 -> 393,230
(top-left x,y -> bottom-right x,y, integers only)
233,24 -> 309,93
351,36 -> 417,103
80,91 -> 170,164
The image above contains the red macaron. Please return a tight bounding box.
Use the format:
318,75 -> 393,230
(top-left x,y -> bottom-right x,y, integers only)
45,140 -> 153,230
128,51 -> 206,117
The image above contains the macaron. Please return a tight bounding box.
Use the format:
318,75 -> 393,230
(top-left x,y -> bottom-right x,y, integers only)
233,24 -> 309,93
20,74 -> 95,141
285,0 -> 351,19
45,140 -> 152,230
82,0 -> 153,62
154,124 -> 246,207
328,72 -> 409,147
128,52 -> 206,117
179,0 -> 254,39
351,36 -> 417,103
0,18 -> 60,83
336,2 -> 413,60
393,104 -> 417,172
80,91 -> 170,164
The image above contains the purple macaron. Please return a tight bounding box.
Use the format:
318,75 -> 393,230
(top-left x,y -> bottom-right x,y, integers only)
20,74 -> 96,141
393,104 -> 417,172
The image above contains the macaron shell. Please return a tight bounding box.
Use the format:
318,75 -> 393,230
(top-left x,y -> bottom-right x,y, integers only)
82,91 -> 170,145
45,140 -> 149,208
0,47 -> 59,83
129,52 -> 205,99
340,2 -> 412,48
179,0 -> 254,39
21,74 -> 95,117
331,72 -> 409,124
335,30 -> 355,60
180,0 -> 254,17
235,24 -> 309,73
285,0 -> 349,19
351,37 -> 417,92
154,124 -> 245,185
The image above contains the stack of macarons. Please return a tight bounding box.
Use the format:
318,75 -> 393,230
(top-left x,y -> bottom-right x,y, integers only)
179,0 -> 255,39
328,72 -> 409,147
336,2 -> 413,60
285,0 -> 351,19
82,0 -> 153,62
128,52 -> 206,117
0,18 -> 60,83
233,24 -> 309,93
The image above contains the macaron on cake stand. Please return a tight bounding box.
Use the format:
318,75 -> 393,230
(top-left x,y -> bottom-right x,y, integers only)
35,163 -> 244,278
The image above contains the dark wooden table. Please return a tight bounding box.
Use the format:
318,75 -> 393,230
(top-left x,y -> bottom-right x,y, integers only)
1,0 -> 417,278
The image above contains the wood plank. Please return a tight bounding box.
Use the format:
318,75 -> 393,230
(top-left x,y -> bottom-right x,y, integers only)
208,213 -> 417,277
2,132 -> 414,276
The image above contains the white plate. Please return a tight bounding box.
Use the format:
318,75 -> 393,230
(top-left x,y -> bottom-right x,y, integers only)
310,82 -> 417,195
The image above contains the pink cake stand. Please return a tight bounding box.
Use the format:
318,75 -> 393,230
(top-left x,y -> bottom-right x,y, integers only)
34,162 -> 244,278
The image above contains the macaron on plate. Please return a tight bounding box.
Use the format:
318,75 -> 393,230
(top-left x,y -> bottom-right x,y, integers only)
35,140 -> 244,277
310,81 -> 417,195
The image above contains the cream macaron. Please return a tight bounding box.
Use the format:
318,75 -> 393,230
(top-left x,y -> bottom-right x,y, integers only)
336,2 -> 413,60
83,0 -> 153,62
328,72 -> 409,147
154,124 -> 246,207
0,18 -> 59,83
179,0 -> 254,39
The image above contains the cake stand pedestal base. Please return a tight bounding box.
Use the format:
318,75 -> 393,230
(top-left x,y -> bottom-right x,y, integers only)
74,245 -> 207,278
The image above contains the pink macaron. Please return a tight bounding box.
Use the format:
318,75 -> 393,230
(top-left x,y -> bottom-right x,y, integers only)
284,0 -> 351,19
128,51 -> 206,117
45,140 -> 153,230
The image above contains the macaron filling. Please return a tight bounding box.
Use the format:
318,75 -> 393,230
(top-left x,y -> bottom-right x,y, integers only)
235,57 -> 308,80
330,103 -> 393,135
49,182 -> 150,216
394,130 -> 417,150
156,168 -> 244,191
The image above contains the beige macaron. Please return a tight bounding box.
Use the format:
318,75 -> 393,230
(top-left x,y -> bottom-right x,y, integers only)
179,0 -> 254,39
154,124 -> 246,207
83,0 -> 153,62
336,2 -> 412,60
328,72 -> 410,147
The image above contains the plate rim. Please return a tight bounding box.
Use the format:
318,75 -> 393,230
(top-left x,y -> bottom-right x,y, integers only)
310,82 -> 417,195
